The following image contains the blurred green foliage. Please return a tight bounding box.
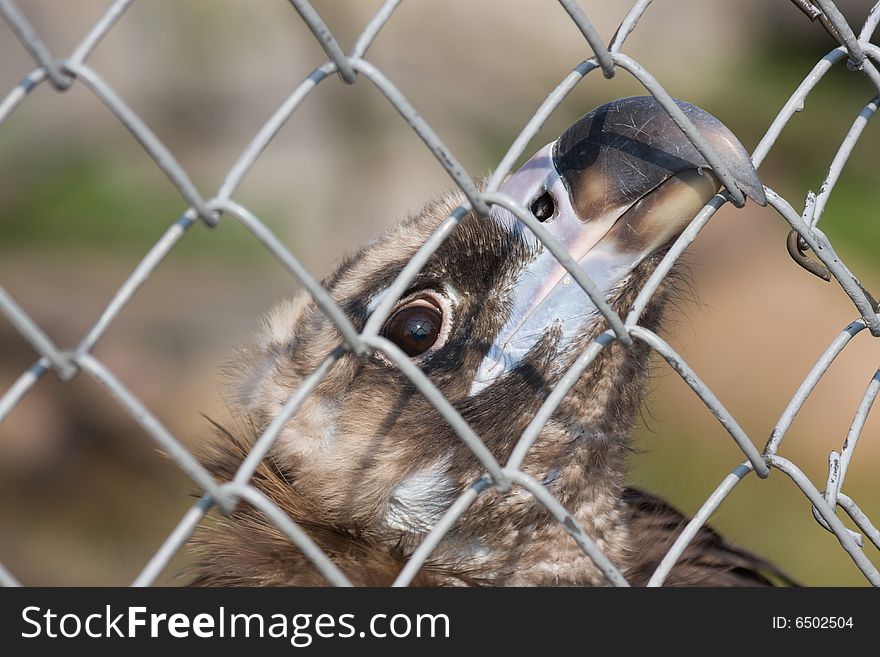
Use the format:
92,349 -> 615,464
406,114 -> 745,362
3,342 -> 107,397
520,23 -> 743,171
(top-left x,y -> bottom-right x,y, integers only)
0,147 -> 289,262
3,39 -> 877,270
1,3 -> 878,587
629,425 -> 878,586
714,42 -> 880,269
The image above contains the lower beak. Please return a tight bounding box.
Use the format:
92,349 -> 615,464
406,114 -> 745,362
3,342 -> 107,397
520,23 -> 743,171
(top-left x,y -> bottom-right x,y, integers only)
469,96 -> 765,395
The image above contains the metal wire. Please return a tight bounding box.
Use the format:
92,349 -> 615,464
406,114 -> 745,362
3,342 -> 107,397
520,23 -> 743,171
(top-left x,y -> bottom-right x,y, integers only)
1,0 -> 878,587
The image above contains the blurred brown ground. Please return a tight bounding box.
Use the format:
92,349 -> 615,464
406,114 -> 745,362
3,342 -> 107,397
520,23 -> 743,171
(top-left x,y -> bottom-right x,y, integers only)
1,0 -> 878,585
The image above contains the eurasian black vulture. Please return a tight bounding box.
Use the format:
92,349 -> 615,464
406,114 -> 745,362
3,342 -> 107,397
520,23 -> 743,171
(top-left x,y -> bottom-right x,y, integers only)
189,96 -> 791,586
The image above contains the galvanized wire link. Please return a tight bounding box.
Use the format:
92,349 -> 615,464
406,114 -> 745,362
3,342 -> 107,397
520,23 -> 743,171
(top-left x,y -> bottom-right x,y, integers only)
769,455 -> 880,585
507,333 -> 612,472
0,359 -> 48,426
362,206 -> 470,338
213,199 -> 368,356
232,351 -> 344,487
392,478 -> 490,587
628,327 -> 769,477
486,59 -> 599,192
0,0 -> 71,89
0,68 -> 45,125
557,0 -> 615,78
65,63 -> 216,226
838,494 -> 880,550
505,470 -> 629,586
350,0 -> 400,59
0,560 -> 21,587
753,47 -> 848,167
813,0 -> 867,67
68,0 -> 135,66
77,214 -> 197,357
1,0 -> 879,587
625,195 -> 727,326
813,96 -> 878,224
765,189 -> 880,333
132,497 -> 213,587
765,320 -> 866,457
811,369 -> 880,542
482,191 -> 631,345
288,0 -> 357,84
350,59 -> 490,217
612,52 -> 748,207
221,482 -> 353,586
75,354 -> 234,513
862,3 -> 880,40
363,334 -> 509,489
218,63 -> 335,201
0,287 -> 76,379
647,462 -> 754,587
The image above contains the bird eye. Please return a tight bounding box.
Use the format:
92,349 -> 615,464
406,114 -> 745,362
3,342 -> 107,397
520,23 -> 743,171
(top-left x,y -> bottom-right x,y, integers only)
382,295 -> 445,357
530,191 -> 555,222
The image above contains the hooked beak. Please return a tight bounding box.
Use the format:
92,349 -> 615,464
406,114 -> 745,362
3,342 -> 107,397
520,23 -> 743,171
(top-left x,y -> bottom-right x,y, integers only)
470,95 -> 765,395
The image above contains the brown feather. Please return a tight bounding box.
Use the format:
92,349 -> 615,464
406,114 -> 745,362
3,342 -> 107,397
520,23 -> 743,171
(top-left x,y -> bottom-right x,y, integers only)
184,184 -> 794,587
622,488 -> 797,586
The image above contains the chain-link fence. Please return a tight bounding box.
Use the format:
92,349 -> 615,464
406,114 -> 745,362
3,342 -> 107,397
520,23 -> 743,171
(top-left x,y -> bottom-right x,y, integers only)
0,0 -> 878,587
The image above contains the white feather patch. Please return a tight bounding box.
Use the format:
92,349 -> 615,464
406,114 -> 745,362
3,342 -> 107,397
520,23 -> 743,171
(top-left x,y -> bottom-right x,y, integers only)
385,457 -> 454,533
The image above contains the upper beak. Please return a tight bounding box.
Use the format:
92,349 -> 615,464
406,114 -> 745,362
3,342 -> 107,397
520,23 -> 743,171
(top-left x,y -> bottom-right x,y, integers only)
470,95 -> 765,395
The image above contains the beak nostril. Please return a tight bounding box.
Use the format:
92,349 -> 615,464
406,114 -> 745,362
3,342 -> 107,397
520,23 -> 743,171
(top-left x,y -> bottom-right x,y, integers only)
530,191 -> 555,223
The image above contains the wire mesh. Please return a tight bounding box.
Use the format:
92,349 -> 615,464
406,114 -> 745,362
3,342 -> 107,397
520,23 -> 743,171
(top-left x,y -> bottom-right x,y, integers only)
0,0 -> 878,587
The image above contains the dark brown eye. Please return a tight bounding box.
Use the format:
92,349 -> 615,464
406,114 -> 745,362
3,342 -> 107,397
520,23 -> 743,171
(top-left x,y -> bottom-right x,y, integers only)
530,191 -> 555,222
382,297 -> 444,357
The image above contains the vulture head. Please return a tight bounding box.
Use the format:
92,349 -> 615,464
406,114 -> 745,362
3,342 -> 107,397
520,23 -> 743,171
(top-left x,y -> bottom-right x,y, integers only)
191,96 -> 787,586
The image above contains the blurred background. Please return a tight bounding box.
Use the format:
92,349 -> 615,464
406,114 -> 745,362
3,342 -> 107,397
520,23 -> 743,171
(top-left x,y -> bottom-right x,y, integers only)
1,0 -> 878,586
